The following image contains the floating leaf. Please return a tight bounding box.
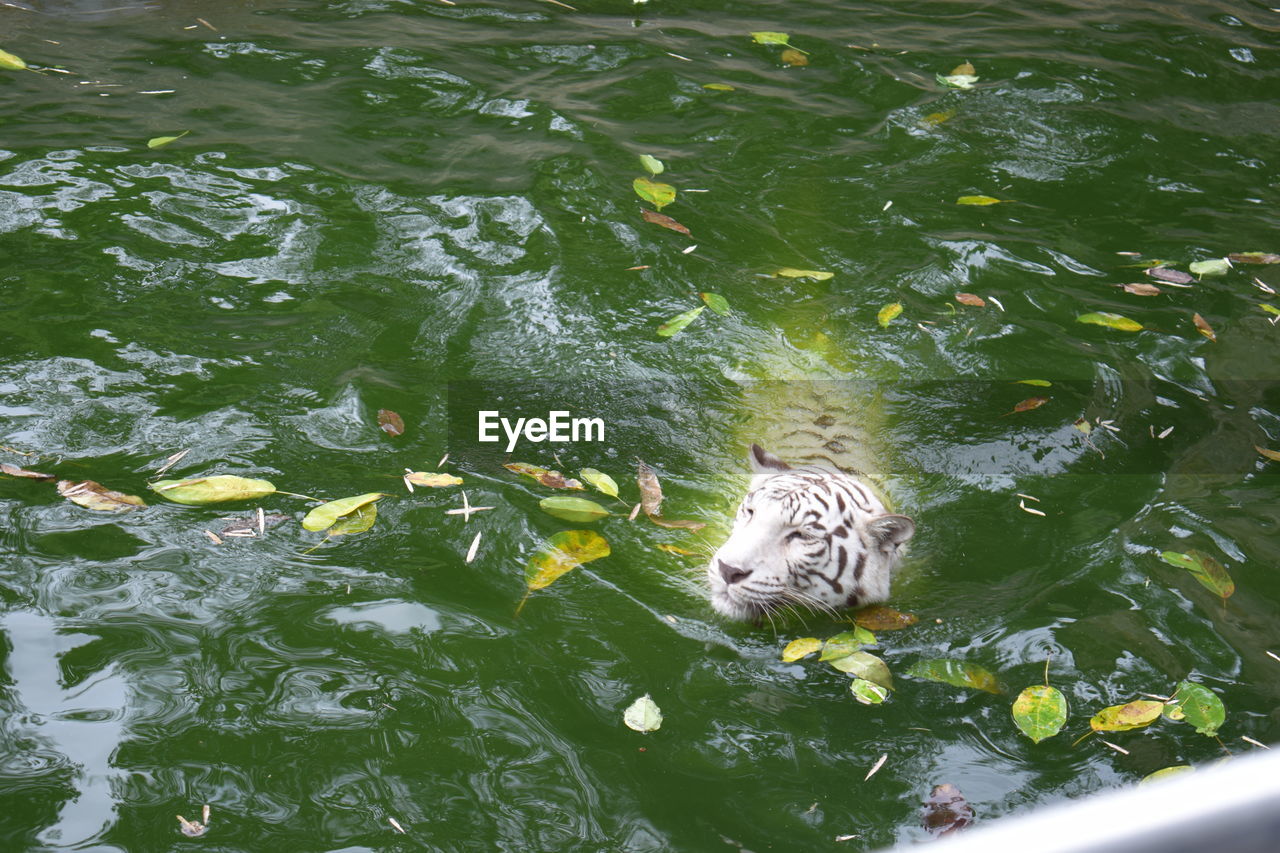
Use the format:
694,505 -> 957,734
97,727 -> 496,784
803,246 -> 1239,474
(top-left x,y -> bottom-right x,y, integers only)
1015,379 -> 1052,387
1192,313 -> 1217,342
405,472 -> 463,487
1160,549 -> 1234,599
699,292 -> 731,315
302,493 -> 386,532
1169,681 -> 1225,736
377,409 -> 404,436
1,462 -> 54,480
656,543 -> 698,556
702,83 -> 735,91
525,529 -> 611,591
780,48 -> 808,67
1142,766 -> 1194,784
820,629 -> 874,661
751,31 -> 795,47
646,516 -> 705,530
633,177 -> 676,210
504,463 -> 584,490
176,815 -> 206,838
220,512 -> 290,537
782,637 -> 822,662
623,694 -> 663,732
327,501 -> 377,536
638,154 -> 664,175
854,605 -> 918,631
922,783 -> 973,837
774,267 -> 833,281
657,305 -> 705,337
951,61 -> 976,76
0,48 -> 28,71
1118,282 -> 1162,296
151,475 -> 277,504
1146,267 -> 1195,284
1077,312 -> 1143,332
1255,446 -> 1280,462
1228,252 -> 1280,264
850,677 -> 890,704
1090,699 -> 1163,732
636,459 -> 663,516
1012,685 -> 1068,743
539,496 -> 609,523
580,468 -> 619,498
936,65 -> 979,89
956,195 -> 1003,205
878,302 -> 903,327
641,209 -> 690,235
1260,304 -> 1280,317
1004,396 -> 1049,416
922,109 -> 956,126
1189,258 -> 1231,277
955,292 -> 986,306
828,650 -> 893,689
57,479 -> 146,512
147,130 -> 190,149
905,659 -> 1001,694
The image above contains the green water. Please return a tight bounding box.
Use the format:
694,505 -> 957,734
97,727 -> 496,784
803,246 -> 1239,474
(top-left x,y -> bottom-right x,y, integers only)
2,0 -> 1279,849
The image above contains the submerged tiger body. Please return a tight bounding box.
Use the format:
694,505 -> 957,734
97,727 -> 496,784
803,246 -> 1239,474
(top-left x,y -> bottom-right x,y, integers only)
708,440 -> 914,622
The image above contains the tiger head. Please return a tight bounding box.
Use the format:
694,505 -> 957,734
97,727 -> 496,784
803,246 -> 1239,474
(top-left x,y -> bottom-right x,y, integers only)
708,444 -> 915,621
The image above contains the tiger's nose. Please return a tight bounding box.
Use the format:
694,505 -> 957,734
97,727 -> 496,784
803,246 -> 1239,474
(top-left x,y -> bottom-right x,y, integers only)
718,561 -> 751,585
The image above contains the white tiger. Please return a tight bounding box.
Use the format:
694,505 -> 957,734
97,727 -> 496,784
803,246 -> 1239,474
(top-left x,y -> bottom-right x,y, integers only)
708,444 -> 915,621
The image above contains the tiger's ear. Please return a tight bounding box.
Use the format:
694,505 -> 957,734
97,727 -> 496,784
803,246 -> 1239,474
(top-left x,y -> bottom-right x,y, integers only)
868,514 -> 915,547
749,444 -> 791,474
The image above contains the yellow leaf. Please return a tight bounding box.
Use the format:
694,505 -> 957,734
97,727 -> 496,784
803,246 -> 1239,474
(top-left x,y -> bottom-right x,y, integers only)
525,529 -> 611,591
878,302 -> 903,327
956,195 -> 1005,205
405,472 -> 463,487
782,637 -> 822,662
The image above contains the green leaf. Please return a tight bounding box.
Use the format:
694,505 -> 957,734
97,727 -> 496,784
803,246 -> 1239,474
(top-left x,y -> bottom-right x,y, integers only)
579,468 -> 619,498
850,677 -> 890,704
151,475 -> 277,504
1077,312 -> 1144,332
639,154 -> 664,176
539,496 -> 609,523
1189,258 -> 1231,277
327,501 -> 377,536
878,302 -> 903,327
1141,766 -> 1194,784
147,130 -> 190,149
699,292 -> 731,315
1161,549 -> 1234,599
0,48 -> 28,71
751,31 -> 801,50
525,529 -> 610,590
657,306 -> 705,338
1012,685 -> 1068,743
633,177 -> 676,210
774,267 -> 833,280
702,83 -> 735,91
828,650 -> 893,690
1169,681 -> 1225,736
302,492 -> 387,532
956,195 -> 1005,205
782,637 -> 822,662
1089,699 -> 1163,732
904,659 -> 1001,694
1259,303 -> 1280,317
623,693 -> 663,732
819,630 -> 865,661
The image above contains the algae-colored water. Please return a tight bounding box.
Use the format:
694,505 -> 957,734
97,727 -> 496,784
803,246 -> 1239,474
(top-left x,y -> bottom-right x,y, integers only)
1,1 -> 1278,849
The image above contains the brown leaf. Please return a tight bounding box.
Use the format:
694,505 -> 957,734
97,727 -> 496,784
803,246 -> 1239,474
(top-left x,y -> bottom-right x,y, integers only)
636,459 -> 664,517
1256,446 -> 1280,462
647,516 -> 706,530
1146,267 -> 1194,284
56,480 -> 146,512
1192,313 -> 1216,342
781,48 -> 809,66
220,513 -> 291,537
1,462 -> 55,480
1003,396 -> 1049,416
922,783 -> 973,837
377,409 -> 405,436
854,605 -> 920,631
1228,252 -> 1280,264
951,61 -> 975,76
641,209 -> 691,236
504,462 -> 584,490
1117,282 -> 1161,296
955,292 -> 985,307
